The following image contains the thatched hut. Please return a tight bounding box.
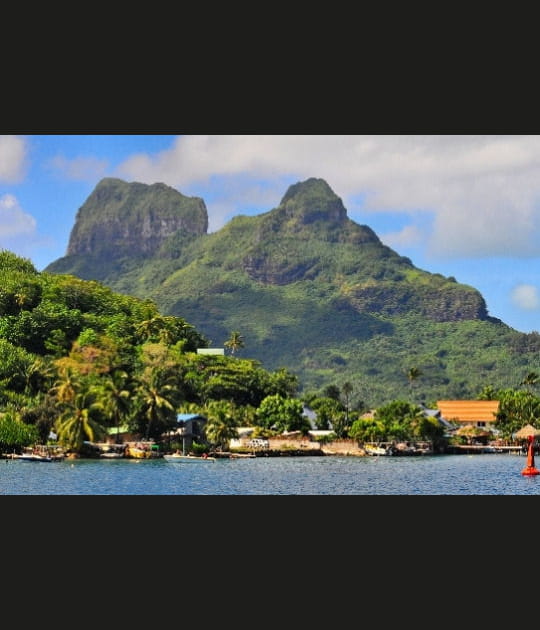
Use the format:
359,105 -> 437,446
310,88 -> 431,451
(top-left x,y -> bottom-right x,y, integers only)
514,424 -> 540,440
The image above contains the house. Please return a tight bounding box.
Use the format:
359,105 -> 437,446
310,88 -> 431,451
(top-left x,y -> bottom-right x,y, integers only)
417,403 -> 455,433
105,424 -> 138,444
436,400 -> 500,429
163,413 -> 208,452
229,427 -> 256,449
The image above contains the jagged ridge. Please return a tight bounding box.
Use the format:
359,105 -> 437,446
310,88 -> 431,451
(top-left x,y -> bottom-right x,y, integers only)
66,178 -> 208,260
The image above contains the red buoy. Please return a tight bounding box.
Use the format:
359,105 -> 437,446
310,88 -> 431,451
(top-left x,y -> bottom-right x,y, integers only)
521,435 -> 540,476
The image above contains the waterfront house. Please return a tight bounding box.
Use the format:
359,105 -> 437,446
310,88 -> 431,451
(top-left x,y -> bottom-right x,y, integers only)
162,413 -> 208,452
436,400 -> 499,430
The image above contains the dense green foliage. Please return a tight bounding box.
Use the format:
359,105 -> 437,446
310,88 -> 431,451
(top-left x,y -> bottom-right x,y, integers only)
348,400 -> 445,445
0,251 -> 306,453
493,388 -> 540,439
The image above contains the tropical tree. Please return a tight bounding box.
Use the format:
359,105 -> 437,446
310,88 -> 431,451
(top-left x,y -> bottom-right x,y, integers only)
203,400 -> 239,451
309,397 -> 343,430
97,369 -> 133,443
494,388 -> 540,440
133,315 -> 164,344
520,371 -> 539,392
477,384 -> 499,400
373,400 -> 427,441
406,367 -> 422,400
409,412 -> 445,443
0,339 -> 45,396
22,356 -> 56,396
268,367 -> 299,398
224,331 -> 244,356
323,384 -> 341,401
19,393 -> 60,444
329,410 -> 349,439
133,368 -> 179,441
55,389 -> 107,452
349,417 -> 386,443
0,410 -> 40,453
134,314 -> 206,350
49,366 -> 79,404
341,381 -> 353,423
256,394 -> 309,434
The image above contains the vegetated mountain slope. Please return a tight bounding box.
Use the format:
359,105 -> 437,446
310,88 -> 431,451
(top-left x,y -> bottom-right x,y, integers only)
45,176 -> 540,407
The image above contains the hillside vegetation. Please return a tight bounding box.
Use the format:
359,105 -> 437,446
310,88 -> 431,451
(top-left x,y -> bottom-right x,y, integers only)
45,177 -> 540,408
0,250 -> 303,453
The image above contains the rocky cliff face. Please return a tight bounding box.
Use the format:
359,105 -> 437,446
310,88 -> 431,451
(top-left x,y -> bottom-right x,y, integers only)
66,178 -> 208,260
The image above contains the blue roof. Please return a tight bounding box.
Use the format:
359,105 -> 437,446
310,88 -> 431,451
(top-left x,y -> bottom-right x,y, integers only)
176,413 -> 204,422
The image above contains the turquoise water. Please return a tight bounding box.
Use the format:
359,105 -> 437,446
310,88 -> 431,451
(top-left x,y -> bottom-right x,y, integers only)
1,452 -> 539,495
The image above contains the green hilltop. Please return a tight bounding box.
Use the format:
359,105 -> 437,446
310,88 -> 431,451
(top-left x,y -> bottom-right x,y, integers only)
45,176 -> 540,408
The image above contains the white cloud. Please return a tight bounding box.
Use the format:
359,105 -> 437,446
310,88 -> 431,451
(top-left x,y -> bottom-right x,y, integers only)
511,284 -> 540,310
113,135 -> 540,259
0,135 -> 28,183
0,194 -> 36,238
381,225 -> 423,249
48,154 -> 108,182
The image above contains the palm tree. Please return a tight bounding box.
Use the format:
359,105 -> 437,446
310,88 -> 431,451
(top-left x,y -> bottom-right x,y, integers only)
134,368 -> 179,441
406,367 -> 422,401
224,331 -> 245,356
203,400 -> 239,451
520,371 -> 539,392
342,381 -> 353,423
49,366 -> 78,404
55,390 -> 107,452
98,369 -> 133,443
22,356 -> 56,396
478,384 -> 497,400
134,316 -> 163,343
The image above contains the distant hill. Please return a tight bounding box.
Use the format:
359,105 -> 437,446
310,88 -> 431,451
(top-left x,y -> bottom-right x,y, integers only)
45,176 -> 540,407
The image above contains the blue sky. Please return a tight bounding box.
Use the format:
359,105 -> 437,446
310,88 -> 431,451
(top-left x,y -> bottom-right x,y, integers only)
0,134 -> 539,334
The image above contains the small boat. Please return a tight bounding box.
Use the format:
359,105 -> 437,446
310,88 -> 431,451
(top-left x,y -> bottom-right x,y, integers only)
13,452 -> 54,462
163,453 -> 216,463
125,442 -> 161,459
98,443 -> 127,458
12,445 -> 65,462
363,442 -> 393,456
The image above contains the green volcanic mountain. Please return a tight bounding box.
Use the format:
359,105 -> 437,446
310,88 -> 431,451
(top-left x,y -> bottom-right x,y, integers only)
45,176 -> 540,408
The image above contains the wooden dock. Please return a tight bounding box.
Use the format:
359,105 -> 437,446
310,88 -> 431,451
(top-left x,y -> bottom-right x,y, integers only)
446,444 -> 523,454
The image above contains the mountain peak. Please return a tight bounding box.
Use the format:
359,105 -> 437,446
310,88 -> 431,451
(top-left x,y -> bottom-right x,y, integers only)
279,177 -> 347,224
65,177 -> 208,260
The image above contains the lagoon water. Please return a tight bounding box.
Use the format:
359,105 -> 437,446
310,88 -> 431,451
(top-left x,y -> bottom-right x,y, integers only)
2,452 -> 540,495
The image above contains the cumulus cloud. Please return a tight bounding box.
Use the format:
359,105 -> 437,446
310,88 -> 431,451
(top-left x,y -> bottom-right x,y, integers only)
511,284 -> 540,310
48,154 -> 108,182
381,225 -> 423,249
0,194 -> 36,238
112,135 -> 540,258
0,135 -> 28,183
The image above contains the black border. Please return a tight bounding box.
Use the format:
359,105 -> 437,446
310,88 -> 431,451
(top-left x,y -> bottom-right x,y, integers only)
5,66 -> 538,136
